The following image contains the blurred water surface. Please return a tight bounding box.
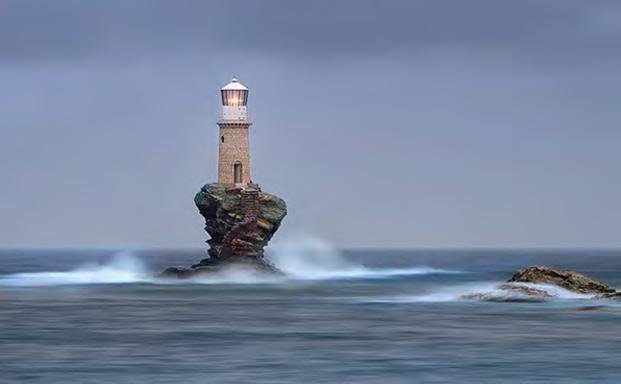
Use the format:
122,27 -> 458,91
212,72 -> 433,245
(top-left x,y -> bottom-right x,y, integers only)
1,248 -> 621,383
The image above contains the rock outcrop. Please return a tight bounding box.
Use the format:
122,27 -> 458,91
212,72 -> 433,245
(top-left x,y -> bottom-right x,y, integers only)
462,266 -> 621,302
508,266 -> 616,295
161,183 -> 287,278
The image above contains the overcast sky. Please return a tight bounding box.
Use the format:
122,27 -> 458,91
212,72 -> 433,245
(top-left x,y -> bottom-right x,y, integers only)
1,0 -> 620,249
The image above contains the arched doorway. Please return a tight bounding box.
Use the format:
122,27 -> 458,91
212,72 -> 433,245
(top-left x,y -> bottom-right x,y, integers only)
234,162 -> 242,184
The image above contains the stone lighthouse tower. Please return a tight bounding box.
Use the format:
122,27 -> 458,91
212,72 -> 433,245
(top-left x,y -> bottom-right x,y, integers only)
217,77 -> 252,188
158,76 -> 287,278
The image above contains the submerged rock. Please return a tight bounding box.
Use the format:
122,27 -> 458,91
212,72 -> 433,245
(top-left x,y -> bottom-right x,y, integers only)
598,291 -> 621,300
462,283 -> 554,303
161,183 -> 287,278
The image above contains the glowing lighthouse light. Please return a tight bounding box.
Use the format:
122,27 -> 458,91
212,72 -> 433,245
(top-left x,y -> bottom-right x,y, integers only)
220,77 -> 249,121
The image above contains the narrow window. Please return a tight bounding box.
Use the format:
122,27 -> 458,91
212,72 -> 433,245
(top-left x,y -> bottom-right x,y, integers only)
234,162 -> 242,183
221,136 -> 224,143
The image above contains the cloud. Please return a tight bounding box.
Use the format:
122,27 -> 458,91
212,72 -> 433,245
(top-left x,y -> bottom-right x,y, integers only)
1,0 -> 621,64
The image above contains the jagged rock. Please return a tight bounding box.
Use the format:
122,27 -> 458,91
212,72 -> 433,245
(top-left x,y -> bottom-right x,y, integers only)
463,266 -> 621,303
160,183 -> 287,278
194,183 -> 286,260
509,266 -> 615,295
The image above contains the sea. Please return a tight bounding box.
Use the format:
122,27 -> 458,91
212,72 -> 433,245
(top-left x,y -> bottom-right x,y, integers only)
1,240 -> 621,383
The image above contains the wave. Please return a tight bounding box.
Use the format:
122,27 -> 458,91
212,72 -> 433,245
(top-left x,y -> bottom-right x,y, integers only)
0,236 -> 460,287
0,251 -> 150,287
356,282 -> 594,304
266,235 -> 459,280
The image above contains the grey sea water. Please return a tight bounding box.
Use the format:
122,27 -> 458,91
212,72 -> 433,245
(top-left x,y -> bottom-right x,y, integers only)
1,247 -> 621,383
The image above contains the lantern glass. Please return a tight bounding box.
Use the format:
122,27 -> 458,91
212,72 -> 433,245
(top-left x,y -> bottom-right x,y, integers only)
221,89 -> 248,107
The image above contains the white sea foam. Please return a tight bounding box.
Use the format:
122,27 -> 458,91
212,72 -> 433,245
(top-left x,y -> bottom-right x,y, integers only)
357,281 -> 594,304
179,236 -> 457,284
358,282 -> 500,303
266,234 -> 458,280
0,236 -> 459,287
184,266 -> 287,285
0,251 -> 151,287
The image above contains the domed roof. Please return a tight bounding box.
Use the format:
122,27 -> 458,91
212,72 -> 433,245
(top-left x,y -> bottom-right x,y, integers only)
221,77 -> 248,91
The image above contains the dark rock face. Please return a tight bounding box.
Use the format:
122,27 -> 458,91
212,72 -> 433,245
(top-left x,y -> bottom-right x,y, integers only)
161,183 -> 287,278
194,183 -> 287,260
509,266 -> 615,295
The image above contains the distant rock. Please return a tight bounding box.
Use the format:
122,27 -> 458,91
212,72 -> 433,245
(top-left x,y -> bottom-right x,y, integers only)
160,183 -> 287,278
462,266 -> 621,302
509,266 -> 616,295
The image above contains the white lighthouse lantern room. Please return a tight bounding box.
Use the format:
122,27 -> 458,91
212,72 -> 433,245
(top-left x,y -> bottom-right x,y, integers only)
220,77 -> 249,121
217,77 -> 253,188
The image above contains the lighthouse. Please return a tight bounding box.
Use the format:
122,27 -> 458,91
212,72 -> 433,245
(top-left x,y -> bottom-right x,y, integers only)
217,77 -> 252,188
160,76 -> 287,277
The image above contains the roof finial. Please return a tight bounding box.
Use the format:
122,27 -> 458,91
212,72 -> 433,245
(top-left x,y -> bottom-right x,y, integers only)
221,77 -> 248,91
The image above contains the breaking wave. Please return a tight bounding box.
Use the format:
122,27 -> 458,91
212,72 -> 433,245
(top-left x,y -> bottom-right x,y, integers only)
356,282 -> 594,304
266,234 -> 459,280
0,251 -> 150,287
0,236 -> 460,287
